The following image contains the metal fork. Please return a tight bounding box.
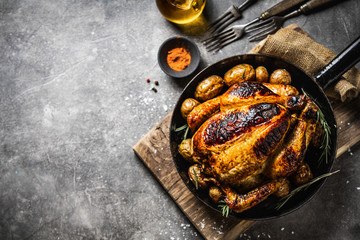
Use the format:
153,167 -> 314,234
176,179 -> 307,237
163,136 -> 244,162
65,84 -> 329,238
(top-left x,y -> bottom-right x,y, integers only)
207,0 -> 257,34
203,18 -> 259,52
203,0 -> 309,52
248,0 -> 338,42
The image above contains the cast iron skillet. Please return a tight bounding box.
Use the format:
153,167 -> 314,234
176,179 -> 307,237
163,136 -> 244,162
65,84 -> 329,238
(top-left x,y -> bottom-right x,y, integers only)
170,36 -> 360,220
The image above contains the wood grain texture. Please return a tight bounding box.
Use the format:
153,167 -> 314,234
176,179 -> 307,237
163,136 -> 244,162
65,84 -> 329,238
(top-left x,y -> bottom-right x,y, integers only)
332,98 -> 360,157
132,96 -> 359,240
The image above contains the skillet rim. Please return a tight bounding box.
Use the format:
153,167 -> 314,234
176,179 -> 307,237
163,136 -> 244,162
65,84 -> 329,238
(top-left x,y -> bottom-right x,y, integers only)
169,53 -> 338,220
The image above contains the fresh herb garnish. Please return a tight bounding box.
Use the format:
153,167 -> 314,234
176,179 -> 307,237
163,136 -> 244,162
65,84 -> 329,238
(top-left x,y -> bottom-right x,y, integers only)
192,168 -> 199,190
317,108 -> 332,165
276,170 -> 340,210
242,69 -> 246,79
302,89 -> 332,166
175,124 -> 188,132
218,200 -> 232,217
175,124 -> 190,140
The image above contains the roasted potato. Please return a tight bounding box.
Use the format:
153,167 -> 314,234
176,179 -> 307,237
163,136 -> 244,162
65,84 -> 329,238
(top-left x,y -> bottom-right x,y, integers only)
274,178 -> 291,198
292,163 -> 313,186
188,164 -> 208,189
269,69 -> 292,85
209,186 -> 222,203
180,98 -> 200,119
224,64 -> 255,86
194,75 -> 224,102
255,66 -> 269,83
178,138 -> 194,163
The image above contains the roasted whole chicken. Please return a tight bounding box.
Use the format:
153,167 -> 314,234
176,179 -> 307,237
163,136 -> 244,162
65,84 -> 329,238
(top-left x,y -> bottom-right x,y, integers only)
178,64 -> 321,213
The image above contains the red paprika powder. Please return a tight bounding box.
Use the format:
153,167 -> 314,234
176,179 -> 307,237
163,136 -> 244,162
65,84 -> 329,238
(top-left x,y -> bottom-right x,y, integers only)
167,47 -> 191,71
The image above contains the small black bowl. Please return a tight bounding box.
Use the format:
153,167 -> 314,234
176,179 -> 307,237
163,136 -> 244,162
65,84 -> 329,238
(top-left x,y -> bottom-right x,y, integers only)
158,36 -> 200,78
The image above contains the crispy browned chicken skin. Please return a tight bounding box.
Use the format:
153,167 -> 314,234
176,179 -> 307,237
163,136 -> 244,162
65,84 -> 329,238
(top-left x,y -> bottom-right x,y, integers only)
182,81 -> 318,213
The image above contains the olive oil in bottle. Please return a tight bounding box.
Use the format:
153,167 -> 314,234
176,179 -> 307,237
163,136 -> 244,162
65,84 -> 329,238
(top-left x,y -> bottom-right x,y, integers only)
156,0 -> 206,24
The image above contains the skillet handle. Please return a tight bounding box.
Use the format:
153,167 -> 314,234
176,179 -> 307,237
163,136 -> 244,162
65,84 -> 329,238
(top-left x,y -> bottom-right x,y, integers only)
315,36 -> 360,89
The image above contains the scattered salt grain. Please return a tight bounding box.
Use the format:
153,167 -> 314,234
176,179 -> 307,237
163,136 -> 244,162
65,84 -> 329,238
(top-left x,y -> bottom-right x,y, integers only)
281,227 -> 285,231
357,187 -> 360,190
200,220 -> 205,229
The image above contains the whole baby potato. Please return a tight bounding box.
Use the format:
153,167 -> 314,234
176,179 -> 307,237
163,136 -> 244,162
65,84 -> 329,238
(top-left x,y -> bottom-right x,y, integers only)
209,186 -> 222,203
274,178 -> 291,198
255,66 -> 269,83
269,69 -> 292,85
224,64 -> 255,86
178,138 -> 194,163
292,163 -> 313,186
181,98 -> 200,119
188,164 -> 208,189
194,75 -> 224,102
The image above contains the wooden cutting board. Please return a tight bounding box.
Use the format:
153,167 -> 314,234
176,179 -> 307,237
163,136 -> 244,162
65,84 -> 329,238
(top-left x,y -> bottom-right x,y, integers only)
133,97 -> 360,240
133,24 -> 360,239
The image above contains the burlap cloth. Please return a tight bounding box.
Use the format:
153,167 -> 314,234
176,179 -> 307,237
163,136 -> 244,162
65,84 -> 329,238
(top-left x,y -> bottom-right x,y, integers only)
249,24 -> 360,102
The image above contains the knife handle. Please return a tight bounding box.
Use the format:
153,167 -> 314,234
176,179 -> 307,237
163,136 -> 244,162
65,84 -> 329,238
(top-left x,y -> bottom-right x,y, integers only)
300,0 -> 338,14
260,0 -> 308,20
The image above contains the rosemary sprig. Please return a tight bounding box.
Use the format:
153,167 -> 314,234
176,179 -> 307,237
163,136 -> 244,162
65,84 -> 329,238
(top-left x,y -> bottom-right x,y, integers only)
301,89 -> 332,165
175,124 -> 187,132
317,108 -> 332,165
175,124 -> 190,140
193,168 -> 199,190
242,69 -> 246,79
218,200 -> 232,217
275,170 -> 340,210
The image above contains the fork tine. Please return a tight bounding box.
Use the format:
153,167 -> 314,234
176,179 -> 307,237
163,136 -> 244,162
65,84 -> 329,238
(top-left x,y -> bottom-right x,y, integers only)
248,23 -> 276,37
206,43 -> 222,52
245,19 -> 274,33
207,6 -> 234,30
205,32 -> 235,49
206,32 -> 237,50
248,26 -> 277,42
208,12 -> 233,32
212,17 -> 237,34
207,36 -> 239,52
209,6 -> 233,25
202,28 -> 233,45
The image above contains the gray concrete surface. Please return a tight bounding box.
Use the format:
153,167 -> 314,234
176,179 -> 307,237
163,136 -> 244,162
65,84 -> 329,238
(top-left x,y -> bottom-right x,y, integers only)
0,0 -> 359,239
